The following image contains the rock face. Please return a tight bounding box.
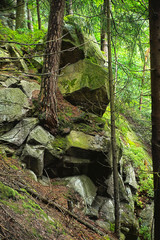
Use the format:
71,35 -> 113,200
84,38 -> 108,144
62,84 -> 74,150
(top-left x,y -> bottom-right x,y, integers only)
0,18 -> 149,239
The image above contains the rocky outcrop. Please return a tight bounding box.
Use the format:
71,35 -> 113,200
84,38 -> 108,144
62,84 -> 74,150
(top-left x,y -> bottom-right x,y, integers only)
0,18 -> 151,239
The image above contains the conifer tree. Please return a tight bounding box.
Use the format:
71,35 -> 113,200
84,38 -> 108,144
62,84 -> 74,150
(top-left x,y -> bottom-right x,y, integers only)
39,0 -> 65,134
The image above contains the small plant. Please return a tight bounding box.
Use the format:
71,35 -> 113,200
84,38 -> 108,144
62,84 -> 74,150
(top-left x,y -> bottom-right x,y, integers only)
139,225 -> 151,240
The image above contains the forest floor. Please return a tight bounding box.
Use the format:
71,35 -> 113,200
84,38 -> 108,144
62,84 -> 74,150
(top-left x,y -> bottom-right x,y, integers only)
0,153 -> 118,240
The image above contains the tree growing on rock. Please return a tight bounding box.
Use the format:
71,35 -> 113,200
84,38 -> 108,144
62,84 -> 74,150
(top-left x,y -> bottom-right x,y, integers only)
39,0 -> 65,134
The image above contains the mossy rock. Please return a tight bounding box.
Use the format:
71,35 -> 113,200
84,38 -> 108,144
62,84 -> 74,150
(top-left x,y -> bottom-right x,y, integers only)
58,59 -> 109,116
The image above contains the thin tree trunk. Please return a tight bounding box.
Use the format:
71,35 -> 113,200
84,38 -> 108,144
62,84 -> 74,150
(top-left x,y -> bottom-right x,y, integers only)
149,1 -> 160,240
36,0 -> 41,30
16,0 -> 27,30
27,2 -> 33,31
39,0 -> 65,134
139,48 -> 150,111
101,0 -> 108,64
107,0 -> 120,238
66,0 -> 73,15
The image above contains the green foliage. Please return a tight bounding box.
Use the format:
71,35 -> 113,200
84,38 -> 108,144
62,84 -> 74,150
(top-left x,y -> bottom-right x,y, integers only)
0,20 -> 46,51
110,222 -> 115,232
139,223 -> 151,240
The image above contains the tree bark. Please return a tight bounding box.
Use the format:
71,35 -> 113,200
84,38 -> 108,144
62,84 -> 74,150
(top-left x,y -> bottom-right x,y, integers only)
66,0 -> 73,15
149,1 -> 160,239
27,2 -> 33,31
101,0 -> 108,64
16,0 -> 27,30
36,0 -> 41,30
39,0 -> 65,134
107,0 -> 120,238
139,48 -> 150,111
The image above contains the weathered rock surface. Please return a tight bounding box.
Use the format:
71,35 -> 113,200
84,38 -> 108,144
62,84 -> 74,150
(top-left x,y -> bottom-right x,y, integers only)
0,47 -> 11,66
0,118 -> 38,146
18,80 -> 40,99
21,144 -> 44,176
66,175 -> 97,206
7,44 -> 28,72
0,88 -> 30,123
105,173 -> 129,202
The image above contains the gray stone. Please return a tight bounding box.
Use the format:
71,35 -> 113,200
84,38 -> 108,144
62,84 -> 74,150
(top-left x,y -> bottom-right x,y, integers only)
0,118 -> 38,146
66,175 -> 97,206
0,88 -> 30,123
18,80 -> 40,98
124,163 -> 138,192
25,169 -> 38,182
21,144 -> 44,176
0,77 -> 19,88
7,44 -> 28,72
99,198 -> 139,237
38,176 -> 50,186
120,202 -> 139,237
96,220 -> 111,232
63,155 -> 91,164
105,173 -> 129,202
0,47 -> 10,66
139,202 -> 153,229
100,198 -> 115,223
27,126 -> 55,146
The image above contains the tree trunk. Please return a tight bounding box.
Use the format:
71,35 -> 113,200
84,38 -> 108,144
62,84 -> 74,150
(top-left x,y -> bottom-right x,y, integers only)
101,0 -> 108,64
39,0 -> 65,134
139,48 -> 150,111
149,1 -> 160,240
16,0 -> 27,30
27,2 -> 33,31
36,0 -> 41,30
66,0 -> 73,15
107,0 -> 120,238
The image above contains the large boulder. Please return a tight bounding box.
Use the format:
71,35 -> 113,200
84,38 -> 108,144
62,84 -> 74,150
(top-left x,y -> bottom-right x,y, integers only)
58,17 -> 109,116
66,175 -> 97,206
66,130 -> 110,154
58,59 -> 109,116
0,88 -> 30,123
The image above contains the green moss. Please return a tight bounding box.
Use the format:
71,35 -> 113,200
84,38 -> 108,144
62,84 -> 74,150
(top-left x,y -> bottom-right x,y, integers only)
49,136 -> 67,154
0,182 -> 18,200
